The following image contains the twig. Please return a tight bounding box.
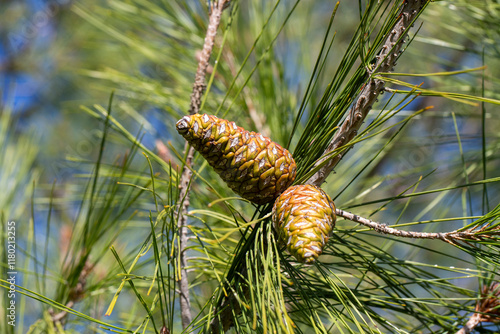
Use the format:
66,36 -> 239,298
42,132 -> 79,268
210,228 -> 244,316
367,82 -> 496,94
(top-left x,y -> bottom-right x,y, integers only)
306,0 -> 428,187
336,208 -> 497,245
49,301 -> 75,325
456,282 -> 500,334
176,145 -> 195,329
456,313 -> 482,334
189,1 -> 229,114
177,0 -> 231,329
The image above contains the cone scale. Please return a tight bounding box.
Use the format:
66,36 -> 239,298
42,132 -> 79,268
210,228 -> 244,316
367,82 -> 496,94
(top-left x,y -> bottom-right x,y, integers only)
272,185 -> 336,264
176,114 -> 296,204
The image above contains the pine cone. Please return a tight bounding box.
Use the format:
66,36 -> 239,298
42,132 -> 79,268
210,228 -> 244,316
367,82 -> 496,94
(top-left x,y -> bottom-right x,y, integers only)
272,185 -> 336,263
176,114 -> 297,204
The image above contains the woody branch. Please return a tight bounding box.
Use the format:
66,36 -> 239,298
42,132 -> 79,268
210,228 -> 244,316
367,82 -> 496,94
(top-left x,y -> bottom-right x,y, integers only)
189,1 -> 228,114
336,209 -> 499,245
177,0 -> 231,329
304,0 -> 445,241
306,0 -> 428,187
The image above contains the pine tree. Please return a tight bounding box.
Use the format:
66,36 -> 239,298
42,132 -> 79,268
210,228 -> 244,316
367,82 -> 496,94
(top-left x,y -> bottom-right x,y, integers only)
1,1 -> 500,333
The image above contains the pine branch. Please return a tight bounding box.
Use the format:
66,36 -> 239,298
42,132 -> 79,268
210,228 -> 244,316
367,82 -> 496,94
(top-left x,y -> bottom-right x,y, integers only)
336,208 -> 499,245
306,0 -> 428,187
176,145 -> 195,329
177,0 -> 231,329
456,313 -> 482,334
189,1 -> 229,114
208,2 -> 432,332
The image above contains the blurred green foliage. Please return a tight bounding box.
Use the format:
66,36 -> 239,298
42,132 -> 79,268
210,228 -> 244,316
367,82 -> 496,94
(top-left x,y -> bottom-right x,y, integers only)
0,0 -> 499,333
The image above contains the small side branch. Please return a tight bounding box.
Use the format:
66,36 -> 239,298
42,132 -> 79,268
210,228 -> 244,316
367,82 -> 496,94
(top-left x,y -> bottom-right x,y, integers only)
306,0 -> 428,187
176,145 -> 195,329
456,313 -> 482,334
456,282 -> 500,334
177,0 -> 231,329
336,208 -> 497,245
189,1 -> 229,114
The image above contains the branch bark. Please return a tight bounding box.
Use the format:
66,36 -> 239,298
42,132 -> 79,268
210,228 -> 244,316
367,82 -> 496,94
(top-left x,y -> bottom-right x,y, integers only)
177,0 -> 231,329
336,208 -> 498,245
455,282 -> 500,334
189,1 -> 228,114
306,0 -> 428,187
176,145 -> 195,329
455,313 -> 482,334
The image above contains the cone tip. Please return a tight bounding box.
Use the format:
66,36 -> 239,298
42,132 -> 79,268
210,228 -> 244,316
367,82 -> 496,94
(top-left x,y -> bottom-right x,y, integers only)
176,116 -> 191,133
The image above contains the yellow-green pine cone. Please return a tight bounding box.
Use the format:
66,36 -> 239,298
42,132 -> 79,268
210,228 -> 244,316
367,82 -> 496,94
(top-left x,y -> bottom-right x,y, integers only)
176,114 -> 297,204
272,185 -> 336,264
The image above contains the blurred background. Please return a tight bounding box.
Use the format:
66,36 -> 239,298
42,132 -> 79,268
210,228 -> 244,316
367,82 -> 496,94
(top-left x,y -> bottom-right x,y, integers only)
1,0 -> 500,332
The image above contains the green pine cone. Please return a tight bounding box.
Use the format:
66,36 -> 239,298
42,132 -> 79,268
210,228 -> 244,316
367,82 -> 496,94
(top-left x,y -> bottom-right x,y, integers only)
176,114 -> 297,204
272,185 -> 336,263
